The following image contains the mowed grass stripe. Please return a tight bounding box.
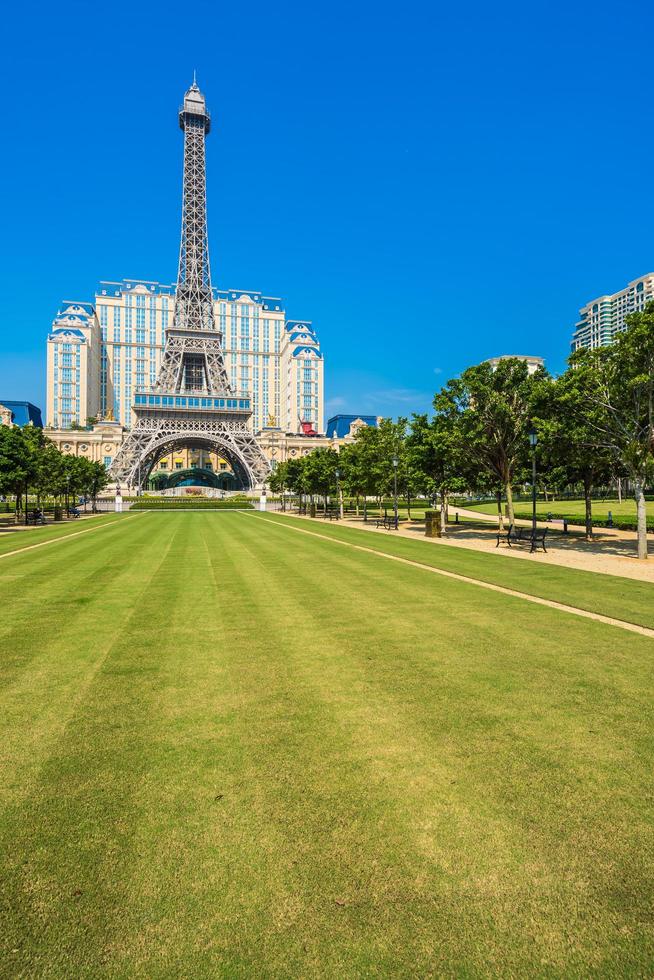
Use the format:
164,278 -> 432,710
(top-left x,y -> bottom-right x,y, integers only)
0,513 -> 653,976
0,512 -> 134,558
253,511 -> 654,630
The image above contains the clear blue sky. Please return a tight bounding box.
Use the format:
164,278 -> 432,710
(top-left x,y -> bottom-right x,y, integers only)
1,0 -> 653,420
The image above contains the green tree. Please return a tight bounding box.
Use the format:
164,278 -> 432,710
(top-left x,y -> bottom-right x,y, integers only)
408,411 -> 467,535
532,364 -> 615,540
437,358 -> 547,525
575,303 -> 654,559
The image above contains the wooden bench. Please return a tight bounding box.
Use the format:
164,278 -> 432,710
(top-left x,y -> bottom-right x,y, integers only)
25,511 -> 46,526
496,524 -> 548,553
322,509 -> 340,520
375,515 -> 398,530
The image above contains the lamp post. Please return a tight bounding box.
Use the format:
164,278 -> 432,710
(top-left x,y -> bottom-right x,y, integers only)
335,468 -> 343,519
528,428 -> 538,533
392,455 -> 399,529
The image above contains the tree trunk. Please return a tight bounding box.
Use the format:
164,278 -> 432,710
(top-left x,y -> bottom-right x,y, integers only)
363,498 -> 368,522
355,494 -> 360,517
440,490 -> 447,538
496,490 -> 504,531
634,480 -> 648,560
617,478 -> 622,504
406,489 -> 412,520
505,481 -> 515,525
583,476 -> 593,541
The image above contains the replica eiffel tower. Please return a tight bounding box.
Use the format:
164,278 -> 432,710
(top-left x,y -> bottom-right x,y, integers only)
110,80 -> 269,490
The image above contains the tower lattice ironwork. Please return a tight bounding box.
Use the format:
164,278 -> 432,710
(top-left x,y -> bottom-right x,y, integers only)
110,81 -> 269,490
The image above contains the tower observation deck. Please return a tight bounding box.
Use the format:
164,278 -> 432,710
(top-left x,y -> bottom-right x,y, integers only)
110,81 -> 269,490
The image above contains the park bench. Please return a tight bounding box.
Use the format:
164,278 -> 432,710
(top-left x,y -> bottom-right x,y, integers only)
496,523 -> 548,554
69,507 -> 82,519
26,510 -> 46,526
322,508 -> 340,520
375,515 -> 398,530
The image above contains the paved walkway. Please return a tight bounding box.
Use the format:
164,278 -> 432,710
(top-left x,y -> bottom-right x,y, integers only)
294,507 -> 654,583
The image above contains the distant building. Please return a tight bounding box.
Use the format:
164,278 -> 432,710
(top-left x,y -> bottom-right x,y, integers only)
571,273 -> 654,352
485,355 -> 544,375
326,415 -> 380,439
0,401 -> 43,427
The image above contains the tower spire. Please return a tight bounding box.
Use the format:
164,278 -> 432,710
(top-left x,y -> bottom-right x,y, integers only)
173,79 -> 214,334
109,83 -> 269,492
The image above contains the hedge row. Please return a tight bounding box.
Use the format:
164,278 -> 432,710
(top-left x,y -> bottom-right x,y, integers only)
511,509 -> 653,532
130,499 -> 254,510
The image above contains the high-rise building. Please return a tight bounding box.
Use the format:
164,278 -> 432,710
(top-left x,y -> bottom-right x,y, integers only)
47,281 -> 324,435
571,273 -> 654,352
46,302 -> 101,429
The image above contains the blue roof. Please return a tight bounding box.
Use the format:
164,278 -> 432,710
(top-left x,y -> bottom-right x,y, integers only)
289,332 -> 317,342
61,301 -> 94,313
292,346 -> 322,358
286,320 -> 314,334
326,414 -> 378,439
49,327 -> 86,340
94,281 -> 289,312
0,401 -> 43,427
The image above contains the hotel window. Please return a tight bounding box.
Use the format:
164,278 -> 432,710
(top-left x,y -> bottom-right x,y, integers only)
99,305 -> 108,327
125,295 -> 133,341
161,296 -> 169,335
103,456 -> 112,469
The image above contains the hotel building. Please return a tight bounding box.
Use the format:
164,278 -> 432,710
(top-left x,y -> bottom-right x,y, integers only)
571,272 -> 654,352
47,280 -> 324,436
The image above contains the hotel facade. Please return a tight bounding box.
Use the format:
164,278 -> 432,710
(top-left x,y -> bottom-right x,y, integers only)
47,280 -> 324,437
571,272 -> 654,352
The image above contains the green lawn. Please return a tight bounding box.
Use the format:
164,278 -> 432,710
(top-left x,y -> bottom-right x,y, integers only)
1,513 -> 653,976
471,497 -> 653,529
0,512 -> 130,557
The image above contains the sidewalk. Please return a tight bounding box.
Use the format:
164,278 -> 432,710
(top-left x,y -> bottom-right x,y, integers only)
294,507 -> 654,584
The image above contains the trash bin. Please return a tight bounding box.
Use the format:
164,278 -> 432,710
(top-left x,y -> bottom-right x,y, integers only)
425,510 -> 441,538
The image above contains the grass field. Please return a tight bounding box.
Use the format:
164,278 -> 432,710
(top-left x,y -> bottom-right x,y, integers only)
471,497 -> 653,529
1,512 -> 653,976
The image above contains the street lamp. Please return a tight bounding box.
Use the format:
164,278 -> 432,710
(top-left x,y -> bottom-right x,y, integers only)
392,456 -> 399,529
528,428 -> 538,533
335,468 -> 342,519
